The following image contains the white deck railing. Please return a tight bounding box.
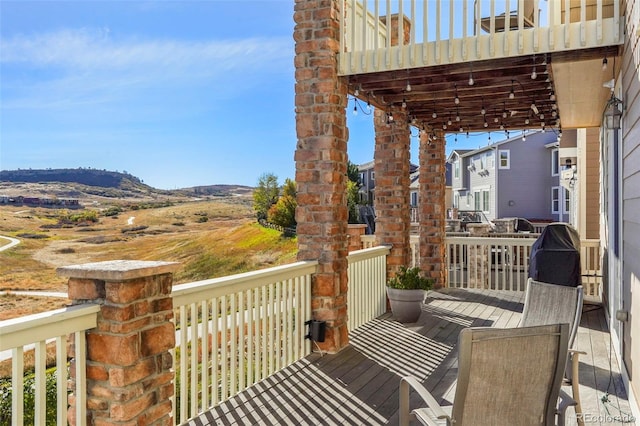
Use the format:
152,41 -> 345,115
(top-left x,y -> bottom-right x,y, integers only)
347,245 -> 391,331
361,232 -> 602,297
340,0 -> 623,75
0,304 -> 100,426
0,235 -> 598,424
170,261 -> 317,424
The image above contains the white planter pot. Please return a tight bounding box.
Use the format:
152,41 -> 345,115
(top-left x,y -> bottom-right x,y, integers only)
386,287 -> 426,323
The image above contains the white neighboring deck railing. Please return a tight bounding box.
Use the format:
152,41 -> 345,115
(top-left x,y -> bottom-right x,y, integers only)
340,0 -> 623,75
170,261 -> 317,424
347,245 -> 391,331
0,304 -> 100,426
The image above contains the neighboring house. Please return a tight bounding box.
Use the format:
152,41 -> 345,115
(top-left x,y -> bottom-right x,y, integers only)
448,130 -> 566,222
357,160 -> 419,205
358,161 -> 450,222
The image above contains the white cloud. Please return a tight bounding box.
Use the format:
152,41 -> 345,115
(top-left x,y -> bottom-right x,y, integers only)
2,28 -> 290,71
1,28 -> 293,110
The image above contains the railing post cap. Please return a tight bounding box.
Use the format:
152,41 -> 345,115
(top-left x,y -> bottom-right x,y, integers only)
57,260 -> 180,280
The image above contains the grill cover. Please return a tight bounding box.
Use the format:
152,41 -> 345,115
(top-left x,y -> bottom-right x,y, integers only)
529,223 -> 581,286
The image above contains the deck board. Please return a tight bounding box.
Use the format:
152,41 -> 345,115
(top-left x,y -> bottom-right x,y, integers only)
185,289 -> 635,426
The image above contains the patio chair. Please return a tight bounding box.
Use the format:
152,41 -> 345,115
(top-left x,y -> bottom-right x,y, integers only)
518,278 -> 585,425
399,324 -> 574,426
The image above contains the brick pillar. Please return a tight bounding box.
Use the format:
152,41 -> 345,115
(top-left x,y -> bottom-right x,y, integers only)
347,224 -> 367,252
379,14 -> 411,46
59,260 -> 179,426
294,0 -> 349,353
418,131 -> 447,288
374,106 -> 411,276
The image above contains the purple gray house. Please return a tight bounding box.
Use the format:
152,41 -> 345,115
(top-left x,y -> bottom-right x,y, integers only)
448,130 -> 566,222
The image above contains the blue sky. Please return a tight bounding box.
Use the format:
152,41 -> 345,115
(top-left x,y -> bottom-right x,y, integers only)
1,0 -> 493,189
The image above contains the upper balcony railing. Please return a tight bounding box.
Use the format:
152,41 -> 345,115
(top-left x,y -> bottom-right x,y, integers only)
339,0 -> 623,75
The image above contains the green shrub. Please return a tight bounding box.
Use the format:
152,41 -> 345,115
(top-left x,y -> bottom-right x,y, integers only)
387,266 -> 434,290
0,367 -> 60,425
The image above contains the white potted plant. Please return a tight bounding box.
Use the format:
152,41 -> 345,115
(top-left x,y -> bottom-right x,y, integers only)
386,266 -> 434,323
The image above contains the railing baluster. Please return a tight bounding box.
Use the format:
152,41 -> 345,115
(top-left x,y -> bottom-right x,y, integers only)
212,297 -> 219,406
201,300 -> 209,410
246,290 -> 254,390
220,296 -> 228,400
179,305 -> 188,422
56,336 -> 67,426
230,293 -> 237,396
34,341 -> 46,426
190,303 -> 198,416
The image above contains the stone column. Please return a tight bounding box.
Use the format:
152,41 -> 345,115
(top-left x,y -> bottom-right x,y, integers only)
418,131 -> 447,288
294,0 -> 349,353
59,260 -> 179,426
347,224 -> 367,252
374,106 -> 412,275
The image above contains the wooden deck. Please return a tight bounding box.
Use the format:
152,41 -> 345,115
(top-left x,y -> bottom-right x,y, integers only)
185,289 -> 635,426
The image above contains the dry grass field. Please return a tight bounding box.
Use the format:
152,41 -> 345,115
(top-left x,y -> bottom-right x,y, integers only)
0,196 -> 298,320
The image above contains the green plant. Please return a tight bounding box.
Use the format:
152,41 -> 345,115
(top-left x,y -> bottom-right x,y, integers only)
0,367 -> 60,425
386,266 -> 434,290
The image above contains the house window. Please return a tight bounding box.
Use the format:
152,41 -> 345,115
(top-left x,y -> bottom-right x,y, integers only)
360,172 -> 365,185
454,160 -> 460,179
482,191 -> 490,212
498,150 -> 510,169
472,190 -> 489,212
552,187 -> 560,214
411,192 -> 418,207
454,193 -> 459,208
565,188 -> 571,214
371,171 -> 375,181
487,153 -> 494,169
551,148 -> 559,176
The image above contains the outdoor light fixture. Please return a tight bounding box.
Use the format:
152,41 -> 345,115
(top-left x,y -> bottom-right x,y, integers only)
468,64 -> 475,85
305,320 -> 326,342
604,95 -> 623,130
454,84 -> 460,105
602,57 -> 608,71
402,98 -> 407,109
509,80 -> 515,99
531,101 -> 539,115
522,130 -> 527,141
406,81 -> 412,92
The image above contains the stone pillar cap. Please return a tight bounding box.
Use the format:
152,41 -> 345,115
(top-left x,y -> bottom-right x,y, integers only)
57,260 -> 180,280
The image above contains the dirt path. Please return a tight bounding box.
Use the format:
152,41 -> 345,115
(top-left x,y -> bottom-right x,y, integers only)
0,235 -> 20,252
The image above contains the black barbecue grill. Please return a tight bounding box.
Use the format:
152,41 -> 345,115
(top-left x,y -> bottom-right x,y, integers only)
529,223 -> 581,287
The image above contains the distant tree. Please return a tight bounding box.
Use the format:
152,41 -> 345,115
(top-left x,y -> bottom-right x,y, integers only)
347,180 -> 360,223
268,178 -> 297,229
346,161 -> 362,223
253,173 -> 280,221
347,161 -> 361,185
